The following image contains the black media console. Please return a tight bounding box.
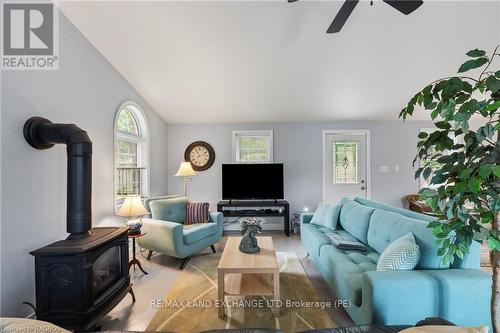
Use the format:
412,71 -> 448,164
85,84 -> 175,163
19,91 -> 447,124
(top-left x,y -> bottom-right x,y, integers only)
217,200 -> 290,236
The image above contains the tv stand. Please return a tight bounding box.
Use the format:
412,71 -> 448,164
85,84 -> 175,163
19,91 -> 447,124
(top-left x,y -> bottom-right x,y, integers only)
217,200 -> 290,236
228,199 -> 279,204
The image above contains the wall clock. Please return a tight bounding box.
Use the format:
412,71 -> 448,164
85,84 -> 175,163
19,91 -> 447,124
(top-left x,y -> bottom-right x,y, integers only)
184,141 -> 215,171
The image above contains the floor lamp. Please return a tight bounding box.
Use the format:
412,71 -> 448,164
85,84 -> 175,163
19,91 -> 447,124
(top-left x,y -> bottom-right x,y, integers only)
175,162 -> 197,197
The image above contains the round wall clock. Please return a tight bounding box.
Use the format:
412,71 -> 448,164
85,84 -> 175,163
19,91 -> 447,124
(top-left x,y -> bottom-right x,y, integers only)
184,141 -> 215,171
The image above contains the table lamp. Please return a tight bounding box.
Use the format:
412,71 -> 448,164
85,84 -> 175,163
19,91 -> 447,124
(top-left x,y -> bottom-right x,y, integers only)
175,161 -> 197,197
117,195 -> 149,235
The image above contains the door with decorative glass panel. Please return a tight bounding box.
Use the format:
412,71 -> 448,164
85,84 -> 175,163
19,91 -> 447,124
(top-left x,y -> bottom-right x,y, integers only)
323,132 -> 368,204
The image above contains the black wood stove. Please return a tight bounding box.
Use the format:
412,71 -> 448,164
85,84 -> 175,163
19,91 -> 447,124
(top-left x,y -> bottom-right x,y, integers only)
24,117 -> 134,331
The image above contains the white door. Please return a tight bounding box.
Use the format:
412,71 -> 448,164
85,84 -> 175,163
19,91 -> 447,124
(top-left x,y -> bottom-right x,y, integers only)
323,131 -> 368,204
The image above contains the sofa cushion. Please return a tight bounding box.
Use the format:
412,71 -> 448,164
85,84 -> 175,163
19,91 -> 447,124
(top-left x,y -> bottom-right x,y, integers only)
340,200 -> 375,244
150,196 -> 188,223
310,203 -> 341,229
377,233 -> 420,271
183,222 -> 218,244
300,223 -> 332,257
367,209 -> 449,269
319,244 -> 379,307
367,209 -> 404,253
319,245 -> 379,273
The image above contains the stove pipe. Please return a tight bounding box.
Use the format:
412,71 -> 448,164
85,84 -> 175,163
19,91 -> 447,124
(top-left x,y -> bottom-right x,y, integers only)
23,117 -> 93,239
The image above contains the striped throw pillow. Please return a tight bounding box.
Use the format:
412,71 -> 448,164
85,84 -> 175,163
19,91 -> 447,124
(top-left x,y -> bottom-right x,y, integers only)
377,232 -> 420,271
185,202 -> 210,225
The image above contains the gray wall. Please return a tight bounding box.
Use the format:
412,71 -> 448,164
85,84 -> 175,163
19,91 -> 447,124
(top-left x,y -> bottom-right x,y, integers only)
0,13 -> 168,316
167,121 -> 435,216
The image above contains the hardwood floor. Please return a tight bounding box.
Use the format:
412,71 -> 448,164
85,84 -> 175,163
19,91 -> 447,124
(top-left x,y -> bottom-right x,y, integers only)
99,232 -> 354,331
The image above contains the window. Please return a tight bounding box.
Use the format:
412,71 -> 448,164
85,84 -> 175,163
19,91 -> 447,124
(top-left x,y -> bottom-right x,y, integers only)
332,141 -> 359,184
114,102 -> 149,205
232,130 -> 273,163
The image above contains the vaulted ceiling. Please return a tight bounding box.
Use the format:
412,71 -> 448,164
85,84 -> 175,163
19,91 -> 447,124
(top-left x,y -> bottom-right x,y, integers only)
58,1 -> 500,123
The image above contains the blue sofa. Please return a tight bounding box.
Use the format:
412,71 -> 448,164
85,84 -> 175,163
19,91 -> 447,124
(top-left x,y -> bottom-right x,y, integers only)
300,197 -> 492,328
138,196 -> 223,269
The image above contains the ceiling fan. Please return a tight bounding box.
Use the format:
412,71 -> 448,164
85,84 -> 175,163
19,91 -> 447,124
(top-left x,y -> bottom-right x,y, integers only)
288,0 -> 423,33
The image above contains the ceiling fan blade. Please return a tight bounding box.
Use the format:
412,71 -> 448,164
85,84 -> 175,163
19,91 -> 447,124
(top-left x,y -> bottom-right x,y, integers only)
327,0 -> 359,33
288,0 -> 299,2
383,0 -> 423,15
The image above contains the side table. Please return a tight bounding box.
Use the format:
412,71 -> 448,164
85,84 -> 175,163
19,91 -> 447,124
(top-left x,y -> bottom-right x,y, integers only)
128,232 -> 148,275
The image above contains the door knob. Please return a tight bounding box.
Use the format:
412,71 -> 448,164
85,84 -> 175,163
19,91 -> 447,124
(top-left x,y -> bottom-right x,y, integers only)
361,186 -> 366,190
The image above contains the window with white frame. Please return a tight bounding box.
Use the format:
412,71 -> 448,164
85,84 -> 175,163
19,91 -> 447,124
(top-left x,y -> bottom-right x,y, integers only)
232,130 -> 273,163
115,102 -> 149,205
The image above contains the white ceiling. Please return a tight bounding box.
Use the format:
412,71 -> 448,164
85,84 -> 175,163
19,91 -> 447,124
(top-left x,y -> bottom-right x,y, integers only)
58,1 -> 500,123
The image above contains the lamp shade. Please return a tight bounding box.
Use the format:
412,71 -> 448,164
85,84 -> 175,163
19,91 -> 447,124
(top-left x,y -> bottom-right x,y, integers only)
175,162 -> 197,177
117,195 -> 149,217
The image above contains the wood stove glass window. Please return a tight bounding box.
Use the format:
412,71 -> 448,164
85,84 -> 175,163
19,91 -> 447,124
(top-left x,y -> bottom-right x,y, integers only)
115,102 -> 149,208
93,246 -> 121,298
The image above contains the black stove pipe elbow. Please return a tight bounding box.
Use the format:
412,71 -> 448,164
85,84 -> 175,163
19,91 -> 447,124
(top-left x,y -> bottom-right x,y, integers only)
23,117 -> 93,238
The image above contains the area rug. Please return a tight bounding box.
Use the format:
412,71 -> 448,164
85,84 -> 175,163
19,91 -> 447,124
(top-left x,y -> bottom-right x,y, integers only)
146,252 -> 336,332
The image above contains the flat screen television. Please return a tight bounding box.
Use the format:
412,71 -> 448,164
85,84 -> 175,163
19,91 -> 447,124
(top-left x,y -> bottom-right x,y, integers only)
222,163 -> 284,200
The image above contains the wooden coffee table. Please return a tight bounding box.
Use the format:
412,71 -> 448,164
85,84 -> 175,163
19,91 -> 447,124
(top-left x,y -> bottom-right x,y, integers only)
217,236 -> 280,318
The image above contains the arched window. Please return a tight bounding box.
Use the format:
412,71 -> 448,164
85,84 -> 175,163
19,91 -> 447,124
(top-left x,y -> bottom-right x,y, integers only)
114,102 -> 149,205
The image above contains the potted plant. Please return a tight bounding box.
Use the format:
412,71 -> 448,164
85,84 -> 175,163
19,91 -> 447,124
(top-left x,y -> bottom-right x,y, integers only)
400,45 -> 499,332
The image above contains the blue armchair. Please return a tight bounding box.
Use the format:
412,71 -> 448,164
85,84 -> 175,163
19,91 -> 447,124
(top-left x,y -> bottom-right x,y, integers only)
138,196 -> 223,269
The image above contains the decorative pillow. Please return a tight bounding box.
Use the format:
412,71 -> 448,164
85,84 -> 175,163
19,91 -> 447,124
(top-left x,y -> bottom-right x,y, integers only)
377,232 -> 420,271
310,203 -> 341,230
185,202 -> 210,225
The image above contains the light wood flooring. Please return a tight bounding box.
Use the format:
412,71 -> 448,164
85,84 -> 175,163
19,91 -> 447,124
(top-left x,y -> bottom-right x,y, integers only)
99,232 -> 354,331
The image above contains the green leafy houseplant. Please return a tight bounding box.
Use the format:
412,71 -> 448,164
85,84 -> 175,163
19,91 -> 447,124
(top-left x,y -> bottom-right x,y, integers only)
400,45 -> 500,332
